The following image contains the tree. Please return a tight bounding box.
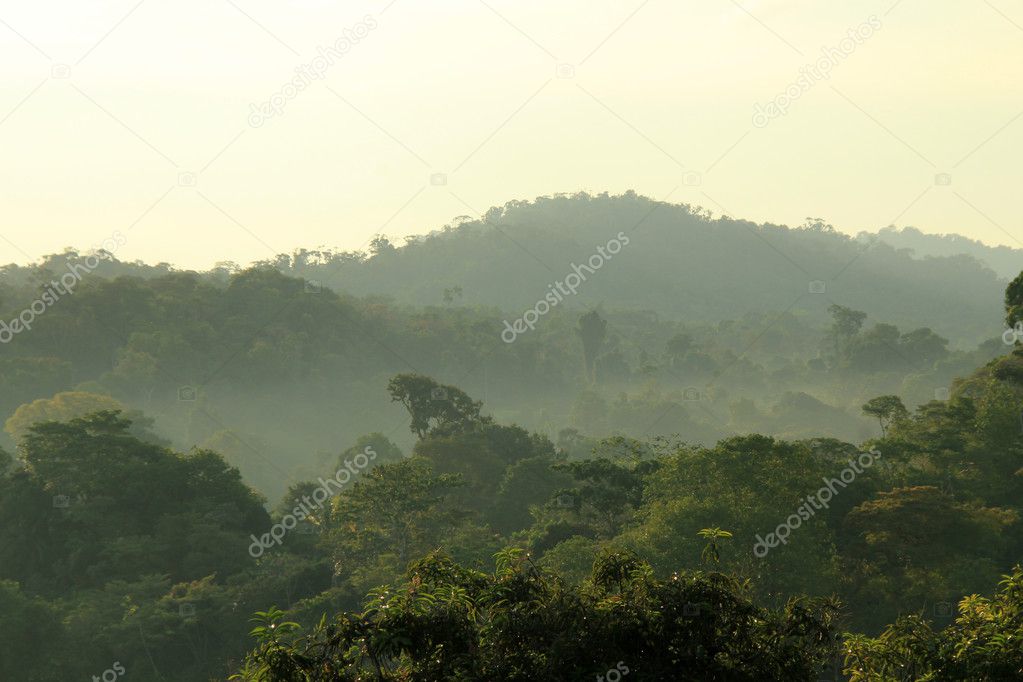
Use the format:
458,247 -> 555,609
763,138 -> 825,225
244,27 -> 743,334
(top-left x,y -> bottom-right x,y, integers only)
325,457 -> 464,568
846,323 -> 905,372
4,390 -> 166,445
619,434 -> 846,602
552,457 -> 654,537
827,304 -> 866,339
0,411 -> 269,591
337,432 -> 404,470
491,455 -> 572,533
369,235 -> 396,257
844,487 -> 1016,568
0,580 -> 72,680
413,421 -> 555,510
861,395 -> 908,436
844,566 -> 1023,681
1005,270 -> 1023,329
233,550 -> 840,681
697,527 -> 733,566
801,217 -> 835,232
842,486 -> 1016,631
825,304 -> 866,364
576,310 -> 607,383
665,332 -> 693,367
899,327 -> 949,365
974,378 -> 1023,446
386,374 -> 488,438
5,391 -> 123,441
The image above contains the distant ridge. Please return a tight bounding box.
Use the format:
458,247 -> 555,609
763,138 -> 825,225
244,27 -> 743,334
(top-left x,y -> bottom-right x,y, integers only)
871,226 -> 1022,280
1,193 -> 1012,346
273,193 -> 1004,346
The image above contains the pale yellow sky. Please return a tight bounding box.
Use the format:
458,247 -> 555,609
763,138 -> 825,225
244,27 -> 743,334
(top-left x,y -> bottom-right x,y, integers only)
1,0 -> 1021,268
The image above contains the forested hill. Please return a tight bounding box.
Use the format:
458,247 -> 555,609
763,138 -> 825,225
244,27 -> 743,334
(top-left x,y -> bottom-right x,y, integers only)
874,225 -> 1023,280
270,192 -> 1003,346
0,193 -> 1006,346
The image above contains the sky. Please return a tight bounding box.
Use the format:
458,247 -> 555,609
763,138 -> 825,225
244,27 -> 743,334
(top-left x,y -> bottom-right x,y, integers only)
0,0 -> 1021,269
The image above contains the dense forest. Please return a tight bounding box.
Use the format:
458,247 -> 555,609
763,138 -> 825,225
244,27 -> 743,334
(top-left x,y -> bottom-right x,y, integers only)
2,195 -> 1023,680
0,195 -> 1010,502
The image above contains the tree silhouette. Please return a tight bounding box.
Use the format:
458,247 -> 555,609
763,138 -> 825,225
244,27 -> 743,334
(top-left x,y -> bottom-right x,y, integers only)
861,395 -> 908,436
387,374 -> 487,438
576,310 -> 607,383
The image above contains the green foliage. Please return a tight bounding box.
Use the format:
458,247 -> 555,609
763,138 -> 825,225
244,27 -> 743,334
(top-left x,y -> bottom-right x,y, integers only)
4,270 -> 1023,678
325,457 -> 464,569
551,457 -> 654,538
620,435 -> 846,602
0,411 -> 268,592
844,566 -> 1023,680
697,527 -> 733,566
387,373 -> 488,438
0,580 -> 71,680
229,607 -> 303,682
1006,270 -> 1023,329
0,242 -> 1000,489
862,395 -> 909,436
233,550 -> 840,681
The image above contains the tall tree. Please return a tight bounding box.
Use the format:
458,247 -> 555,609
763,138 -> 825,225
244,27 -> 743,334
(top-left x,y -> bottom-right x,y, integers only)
387,374 -> 487,438
825,304 -> 867,364
861,395 -> 908,436
576,310 -> 607,383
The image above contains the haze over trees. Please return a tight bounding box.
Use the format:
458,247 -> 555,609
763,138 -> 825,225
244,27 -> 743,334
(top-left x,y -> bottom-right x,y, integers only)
0,195 -> 1010,501
1,195 -> 1023,679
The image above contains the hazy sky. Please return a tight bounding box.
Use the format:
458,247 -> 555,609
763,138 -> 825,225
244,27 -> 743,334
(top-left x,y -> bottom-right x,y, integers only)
1,0 -> 1021,269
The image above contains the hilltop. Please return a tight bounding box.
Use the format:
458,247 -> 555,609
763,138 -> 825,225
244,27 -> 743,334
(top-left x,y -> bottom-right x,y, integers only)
269,192 -> 1005,347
